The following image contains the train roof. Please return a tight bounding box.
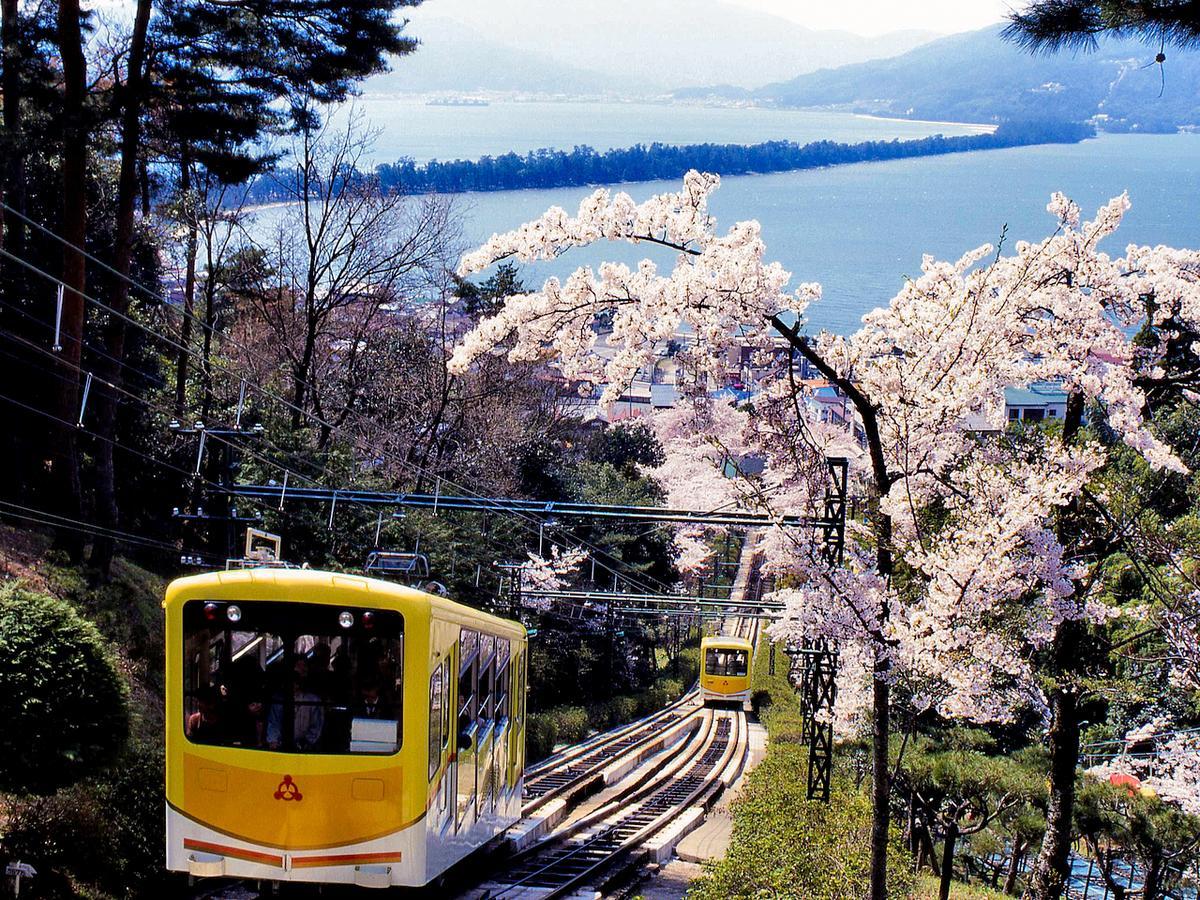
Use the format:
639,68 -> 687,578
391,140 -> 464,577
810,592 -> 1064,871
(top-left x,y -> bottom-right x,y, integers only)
163,567 -> 525,637
700,634 -> 754,650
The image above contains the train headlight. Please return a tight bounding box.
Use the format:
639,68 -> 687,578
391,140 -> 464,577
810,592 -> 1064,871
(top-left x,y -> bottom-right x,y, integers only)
338,610 -> 355,629
226,604 -> 242,623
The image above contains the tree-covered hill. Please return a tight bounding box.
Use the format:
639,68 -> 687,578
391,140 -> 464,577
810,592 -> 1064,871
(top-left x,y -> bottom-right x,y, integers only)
745,26 -> 1200,132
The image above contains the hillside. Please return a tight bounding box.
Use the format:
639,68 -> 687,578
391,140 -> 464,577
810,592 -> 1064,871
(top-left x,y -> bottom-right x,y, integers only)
366,16 -> 637,96
751,26 -> 1200,131
379,0 -> 938,94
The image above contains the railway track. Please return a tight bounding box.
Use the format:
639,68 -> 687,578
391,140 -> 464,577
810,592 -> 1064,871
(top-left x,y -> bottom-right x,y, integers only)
472,707 -> 749,899
521,688 -> 700,815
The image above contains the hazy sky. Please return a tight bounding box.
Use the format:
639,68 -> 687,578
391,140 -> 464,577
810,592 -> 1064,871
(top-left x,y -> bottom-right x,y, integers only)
724,0 -> 1015,36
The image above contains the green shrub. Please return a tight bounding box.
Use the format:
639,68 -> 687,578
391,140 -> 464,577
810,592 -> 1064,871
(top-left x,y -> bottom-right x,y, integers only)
2,737 -> 167,899
527,712 -> 559,763
0,583 -> 130,794
554,705 -> 590,744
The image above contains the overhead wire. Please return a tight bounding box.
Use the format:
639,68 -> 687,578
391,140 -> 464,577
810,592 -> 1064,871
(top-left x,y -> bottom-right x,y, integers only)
0,497 -> 184,555
0,326 -> 527,592
0,302 -> 678,614
0,231 -> 676,596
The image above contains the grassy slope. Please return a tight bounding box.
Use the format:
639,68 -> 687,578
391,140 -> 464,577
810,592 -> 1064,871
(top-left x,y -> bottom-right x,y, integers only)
913,874 -> 1010,899
687,642 -> 916,900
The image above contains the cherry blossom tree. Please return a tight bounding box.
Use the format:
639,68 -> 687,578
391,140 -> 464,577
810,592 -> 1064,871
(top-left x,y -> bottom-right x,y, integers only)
517,545 -> 588,602
448,172 -> 1200,900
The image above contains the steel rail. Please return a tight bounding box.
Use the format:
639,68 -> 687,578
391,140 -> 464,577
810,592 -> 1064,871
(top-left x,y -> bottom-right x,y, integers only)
522,689 -> 700,815
224,483 -> 832,528
482,709 -> 748,900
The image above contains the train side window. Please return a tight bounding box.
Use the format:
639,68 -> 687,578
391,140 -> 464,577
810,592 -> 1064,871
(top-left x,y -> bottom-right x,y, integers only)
441,663 -> 451,750
479,634 -> 495,725
429,663 -> 444,780
458,630 -> 478,744
495,639 -> 510,726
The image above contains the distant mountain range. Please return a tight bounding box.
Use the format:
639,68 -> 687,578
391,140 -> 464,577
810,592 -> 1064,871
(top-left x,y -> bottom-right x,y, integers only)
365,17 -> 638,96
735,26 -> 1200,131
369,0 -> 939,95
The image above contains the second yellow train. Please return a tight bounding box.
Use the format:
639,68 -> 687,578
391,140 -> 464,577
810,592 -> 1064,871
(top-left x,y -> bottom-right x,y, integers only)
699,634 -> 753,707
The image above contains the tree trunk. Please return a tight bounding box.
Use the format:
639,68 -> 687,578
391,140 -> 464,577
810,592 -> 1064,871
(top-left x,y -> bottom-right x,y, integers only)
291,315 -> 318,428
200,272 -> 217,421
1023,630 -> 1082,900
1142,853 -> 1162,900
89,0 -> 151,574
51,0 -> 88,560
1025,392 -> 1087,900
868,501 -> 894,900
920,824 -> 941,877
174,151 -> 197,416
2,0 -> 24,255
768,316 -> 896,900
1003,840 -> 1025,895
938,822 -> 959,900
870,672 -> 891,899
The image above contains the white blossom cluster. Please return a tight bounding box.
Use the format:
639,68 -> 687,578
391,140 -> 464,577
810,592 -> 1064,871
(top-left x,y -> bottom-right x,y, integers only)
450,173 -> 1200,736
1160,590 -> 1200,691
450,171 -> 817,403
518,545 -> 588,606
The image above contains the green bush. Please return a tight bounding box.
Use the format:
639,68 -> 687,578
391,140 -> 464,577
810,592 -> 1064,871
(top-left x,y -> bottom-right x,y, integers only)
554,705 -> 591,744
527,712 -> 559,763
2,737 -> 168,899
0,583 -> 130,794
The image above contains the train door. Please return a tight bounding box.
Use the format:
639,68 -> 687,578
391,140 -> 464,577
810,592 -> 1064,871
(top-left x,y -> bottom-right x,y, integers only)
507,647 -> 525,792
428,649 -> 452,834
455,629 -> 479,834
438,656 -> 453,825
492,638 -> 511,810
475,634 -> 496,821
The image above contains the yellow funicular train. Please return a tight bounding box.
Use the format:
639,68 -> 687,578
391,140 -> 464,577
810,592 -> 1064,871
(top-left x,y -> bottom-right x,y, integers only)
699,634 -> 753,707
164,568 -> 527,888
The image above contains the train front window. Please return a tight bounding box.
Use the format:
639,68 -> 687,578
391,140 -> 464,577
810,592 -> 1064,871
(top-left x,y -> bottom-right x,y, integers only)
182,600 -> 404,754
705,647 -> 749,677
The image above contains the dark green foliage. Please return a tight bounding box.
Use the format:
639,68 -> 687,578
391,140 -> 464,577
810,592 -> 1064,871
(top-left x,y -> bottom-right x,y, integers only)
154,0 -> 423,164
588,421 -> 666,473
287,122 -> 1093,197
0,583 -> 130,794
454,263 -> 525,320
1004,1 -> 1200,52
1,737 -> 168,899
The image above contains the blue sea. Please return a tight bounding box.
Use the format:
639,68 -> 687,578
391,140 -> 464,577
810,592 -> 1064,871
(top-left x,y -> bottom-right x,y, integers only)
271,102 -> 1200,337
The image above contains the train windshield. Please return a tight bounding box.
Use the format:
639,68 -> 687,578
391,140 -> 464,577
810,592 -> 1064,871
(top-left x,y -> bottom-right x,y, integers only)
705,646 -> 749,677
182,599 -> 403,755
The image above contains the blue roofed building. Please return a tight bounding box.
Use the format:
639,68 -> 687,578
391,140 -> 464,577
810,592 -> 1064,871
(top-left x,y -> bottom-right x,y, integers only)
1005,382 -> 1070,424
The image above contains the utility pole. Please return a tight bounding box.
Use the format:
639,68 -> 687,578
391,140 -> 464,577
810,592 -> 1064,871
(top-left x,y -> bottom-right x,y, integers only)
170,419 -> 264,564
